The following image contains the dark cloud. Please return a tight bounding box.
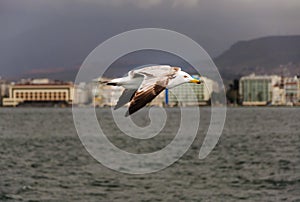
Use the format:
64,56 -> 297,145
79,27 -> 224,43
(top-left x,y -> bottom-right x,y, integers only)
0,0 -> 300,79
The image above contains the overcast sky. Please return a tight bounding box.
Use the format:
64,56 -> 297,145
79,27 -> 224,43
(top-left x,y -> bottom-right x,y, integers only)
1,0 -> 300,79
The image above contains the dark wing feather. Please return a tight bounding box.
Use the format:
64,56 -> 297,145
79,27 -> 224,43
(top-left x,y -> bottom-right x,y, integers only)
125,80 -> 167,117
124,65 -> 179,116
114,89 -> 137,110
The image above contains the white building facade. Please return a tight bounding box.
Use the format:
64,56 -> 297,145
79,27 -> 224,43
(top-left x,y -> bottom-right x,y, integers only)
167,75 -> 215,106
239,74 -> 282,106
2,79 -> 74,107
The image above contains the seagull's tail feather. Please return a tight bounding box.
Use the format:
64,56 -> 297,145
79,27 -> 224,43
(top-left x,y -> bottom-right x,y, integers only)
97,81 -> 108,85
96,78 -> 123,86
106,82 -> 117,86
105,78 -> 124,86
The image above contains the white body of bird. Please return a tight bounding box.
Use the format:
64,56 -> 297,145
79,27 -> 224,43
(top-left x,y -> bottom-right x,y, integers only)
99,65 -> 201,116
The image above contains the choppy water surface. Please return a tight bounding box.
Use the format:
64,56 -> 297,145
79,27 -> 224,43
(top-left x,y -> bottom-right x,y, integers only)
0,108 -> 299,201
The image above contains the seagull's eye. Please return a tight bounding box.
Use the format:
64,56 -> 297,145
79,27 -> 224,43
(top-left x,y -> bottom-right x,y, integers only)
183,75 -> 188,78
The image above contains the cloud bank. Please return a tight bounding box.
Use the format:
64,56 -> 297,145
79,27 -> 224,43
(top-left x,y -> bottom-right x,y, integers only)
0,0 -> 300,79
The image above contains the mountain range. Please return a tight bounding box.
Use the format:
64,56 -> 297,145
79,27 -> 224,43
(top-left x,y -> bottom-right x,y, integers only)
215,35 -> 300,80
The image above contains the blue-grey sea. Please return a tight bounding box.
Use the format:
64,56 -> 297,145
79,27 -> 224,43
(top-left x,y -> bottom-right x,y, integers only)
0,108 -> 299,201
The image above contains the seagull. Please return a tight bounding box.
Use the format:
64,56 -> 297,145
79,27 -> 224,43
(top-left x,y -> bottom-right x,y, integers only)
98,65 -> 201,116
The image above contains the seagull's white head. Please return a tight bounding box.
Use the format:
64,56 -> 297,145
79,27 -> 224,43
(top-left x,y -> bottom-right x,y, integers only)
179,71 -> 201,84
167,70 -> 201,89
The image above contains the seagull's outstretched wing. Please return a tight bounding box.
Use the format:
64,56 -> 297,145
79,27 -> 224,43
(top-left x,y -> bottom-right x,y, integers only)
134,65 -> 180,78
125,66 -> 180,116
125,78 -> 167,117
114,89 -> 137,110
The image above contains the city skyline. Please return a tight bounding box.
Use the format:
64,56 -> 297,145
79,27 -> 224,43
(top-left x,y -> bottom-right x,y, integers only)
2,73 -> 300,107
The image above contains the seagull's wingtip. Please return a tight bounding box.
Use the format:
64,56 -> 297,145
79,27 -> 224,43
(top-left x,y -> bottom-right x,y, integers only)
125,111 -> 130,117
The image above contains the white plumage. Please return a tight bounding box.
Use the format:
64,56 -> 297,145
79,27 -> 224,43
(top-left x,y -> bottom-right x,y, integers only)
99,65 -> 201,116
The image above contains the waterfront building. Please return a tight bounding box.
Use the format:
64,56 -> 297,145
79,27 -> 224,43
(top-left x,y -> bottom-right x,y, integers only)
284,76 -> 300,105
2,79 -> 74,107
0,78 -> 9,105
73,82 -> 91,106
272,83 -> 286,106
93,84 -> 124,107
239,74 -> 281,106
167,76 -> 214,106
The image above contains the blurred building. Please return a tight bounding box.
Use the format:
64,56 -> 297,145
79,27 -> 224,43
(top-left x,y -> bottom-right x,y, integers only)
93,84 -> 124,107
73,82 -> 91,106
2,78 -> 74,107
167,75 -> 215,106
239,74 -> 282,106
272,84 -> 286,106
284,76 -> 300,105
0,78 -> 9,105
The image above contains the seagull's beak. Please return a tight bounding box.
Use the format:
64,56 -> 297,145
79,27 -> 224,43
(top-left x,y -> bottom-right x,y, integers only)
189,78 -> 201,84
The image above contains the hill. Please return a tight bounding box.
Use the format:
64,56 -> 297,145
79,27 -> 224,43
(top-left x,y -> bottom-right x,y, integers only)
18,36 -> 300,83
214,35 -> 300,80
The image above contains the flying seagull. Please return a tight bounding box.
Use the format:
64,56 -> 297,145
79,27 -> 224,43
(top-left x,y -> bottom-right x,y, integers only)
98,65 -> 201,116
